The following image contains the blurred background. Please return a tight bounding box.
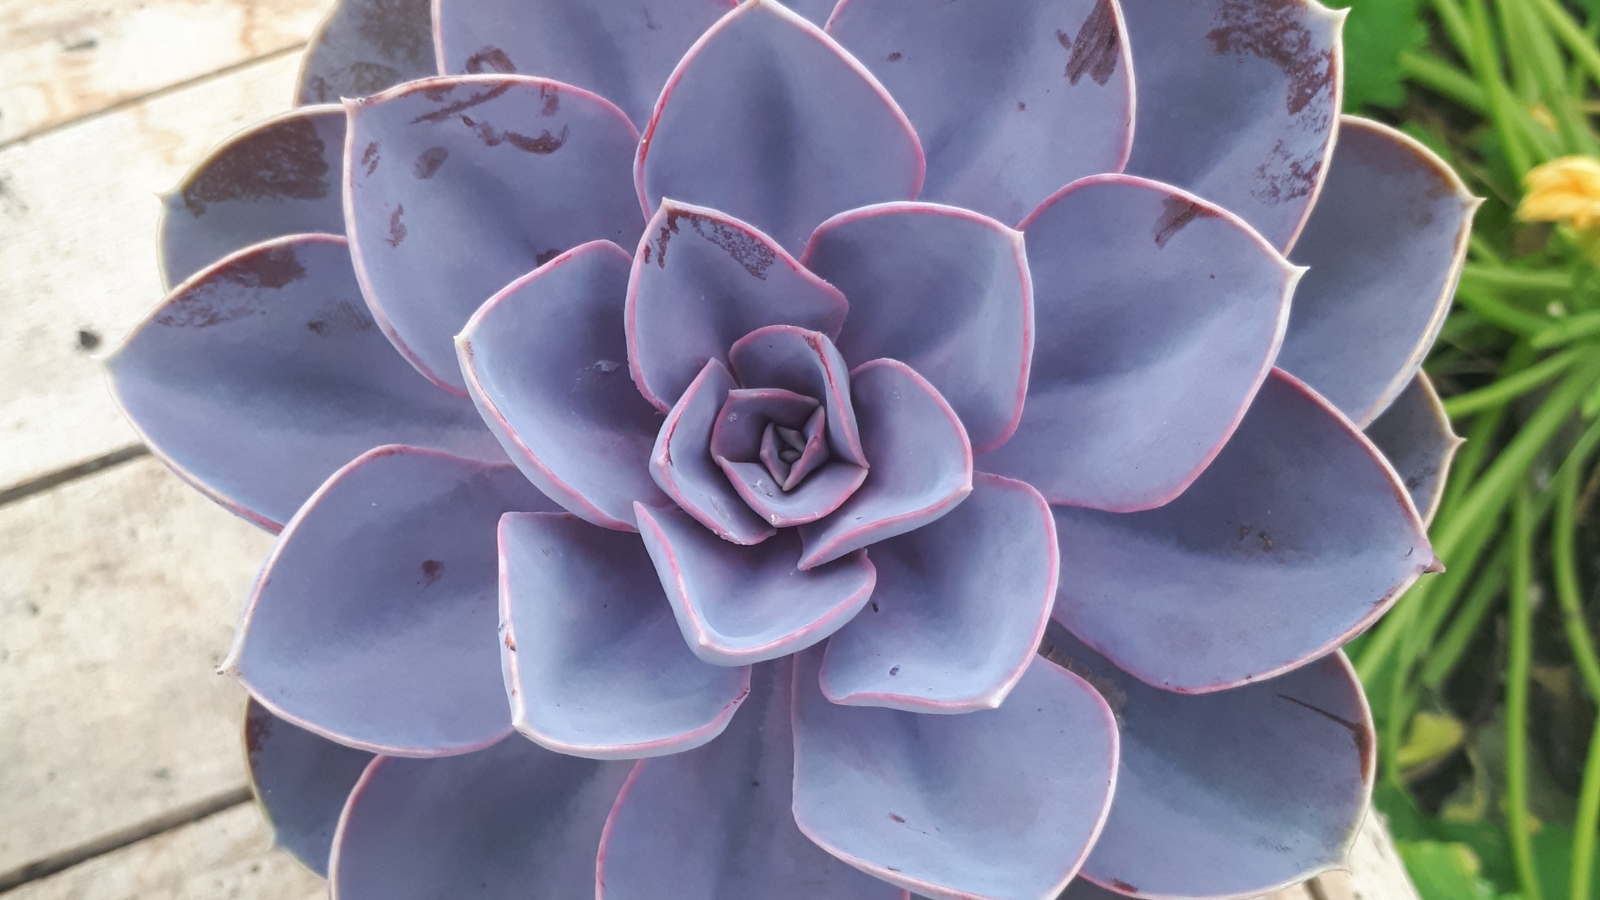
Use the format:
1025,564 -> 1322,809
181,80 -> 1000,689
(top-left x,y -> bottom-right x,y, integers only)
6,0 -> 1600,897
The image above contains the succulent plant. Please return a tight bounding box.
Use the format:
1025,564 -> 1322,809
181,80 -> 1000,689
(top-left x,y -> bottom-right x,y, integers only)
107,0 -> 1479,897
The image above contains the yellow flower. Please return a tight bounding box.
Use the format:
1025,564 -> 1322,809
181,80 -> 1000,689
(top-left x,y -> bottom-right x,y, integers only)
1518,155 -> 1600,230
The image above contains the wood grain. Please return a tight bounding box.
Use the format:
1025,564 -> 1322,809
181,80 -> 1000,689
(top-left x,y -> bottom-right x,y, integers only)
0,457 -> 272,875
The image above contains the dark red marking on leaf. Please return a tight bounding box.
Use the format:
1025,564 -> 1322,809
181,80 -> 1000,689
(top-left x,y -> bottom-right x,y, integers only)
886,51 -> 902,62
387,205 -> 408,247
1111,880 -> 1138,893
351,0 -> 434,68
420,559 -> 445,586
1275,693 -> 1372,778
410,82 -> 514,124
158,246 -> 305,327
888,813 -> 906,823
651,207 -> 775,279
413,146 -> 449,179
536,249 -> 562,266
306,300 -> 376,336
464,46 -> 516,74
1152,197 -> 1219,248
1250,139 -> 1321,205
360,141 -> 381,176
1206,0 -> 1333,116
504,632 -> 517,652
244,706 -> 273,758
1062,0 -> 1121,86
1017,102 -> 1026,111
181,119 -> 331,216
540,84 -> 560,116
459,115 -> 571,154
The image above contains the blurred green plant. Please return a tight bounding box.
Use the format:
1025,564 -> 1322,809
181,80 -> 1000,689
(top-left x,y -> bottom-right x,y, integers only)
1338,0 -> 1600,896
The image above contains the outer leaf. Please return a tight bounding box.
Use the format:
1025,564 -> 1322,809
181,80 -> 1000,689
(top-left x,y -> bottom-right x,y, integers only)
802,202 -> 1032,452
109,235 -> 505,533
651,360 -> 779,544
458,240 -> 667,532
628,200 -> 848,411
825,0 -> 1135,225
433,0 -> 736,129
636,0 -> 924,253
597,661 -> 909,900
225,445 -> 557,756
245,699 -> 374,877
1277,116 -> 1478,426
636,503 -> 877,665
793,648 -> 1118,900
798,359 -> 972,569
330,736 -> 632,900
979,175 -> 1297,512
819,473 -> 1057,713
1118,0 -> 1345,250
159,107 -> 347,287
500,512 -> 751,758
1040,626 -> 1374,899
297,0 -> 436,105
346,75 -> 643,393
1050,369 -> 1437,693
1364,372 -> 1462,526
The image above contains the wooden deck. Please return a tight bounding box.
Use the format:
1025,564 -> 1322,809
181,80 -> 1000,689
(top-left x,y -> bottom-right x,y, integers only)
0,2 -> 1421,897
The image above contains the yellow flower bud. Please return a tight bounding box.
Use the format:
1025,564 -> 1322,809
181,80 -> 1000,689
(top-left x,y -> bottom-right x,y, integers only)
1517,156 -> 1600,230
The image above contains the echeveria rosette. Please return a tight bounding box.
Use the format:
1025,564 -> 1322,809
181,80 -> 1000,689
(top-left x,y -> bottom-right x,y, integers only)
104,0 -> 1480,897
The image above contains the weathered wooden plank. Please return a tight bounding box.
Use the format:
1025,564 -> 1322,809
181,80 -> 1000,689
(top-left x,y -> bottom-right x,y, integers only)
0,457 -> 273,875
0,51 -> 301,493
0,0 -> 325,146
5,803 -> 324,900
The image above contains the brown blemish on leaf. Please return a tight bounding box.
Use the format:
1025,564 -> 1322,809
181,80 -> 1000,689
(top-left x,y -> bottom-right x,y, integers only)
460,115 -> 571,154
540,84 -> 560,116
1037,638 -> 1127,720
504,632 -> 517,652
244,708 -> 273,758
1111,880 -> 1138,893
886,51 -> 902,62
181,119 -> 330,216
414,146 -> 449,179
1206,0 -> 1333,116
536,249 -> 563,266
465,46 -> 516,74
652,208 -> 775,279
889,813 -> 906,823
158,245 -> 307,327
352,0 -> 434,69
1251,139 -> 1322,205
1061,0 -> 1121,87
1276,693 -> 1373,778
387,205 -> 408,247
343,62 -> 405,97
361,141 -> 381,177
1153,196 -> 1219,248
419,559 -> 444,586
306,300 -> 376,336
410,82 -> 514,124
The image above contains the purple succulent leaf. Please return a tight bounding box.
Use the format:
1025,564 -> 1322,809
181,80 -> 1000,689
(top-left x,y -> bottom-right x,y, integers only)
719,459 -> 869,528
458,240 -> 667,532
710,387 -> 821,460
801,202 -> 1031,452
225,445 -> 558,756
793,647 -> 1118,900
1364,372 -> 1462,527
1051,369 -> 1437,694
1118,0 -> 1343,251
798,359 -> 972,569
330,736 -> 633,900
296,0 -> 436,105
108,235 -> 507,533
597,660 -> 910,900
635,503 -> 877,665
499,512 -> 752,758
825,0 -> 1135,225
652,360 -> 780,544
345,75 -> 644,394
728,325 -> 868,466
978,175 -> 1297,512
1278,116 -> 1479,426
434,0 -> 736,130
818,473 -> 1057,713
160,107 -> 347,288
628,200 -> 849,410
1040,625 -> 1373,898
636,0 -> 924,254
244,698 -> 374,877
785,0 -> 841,25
